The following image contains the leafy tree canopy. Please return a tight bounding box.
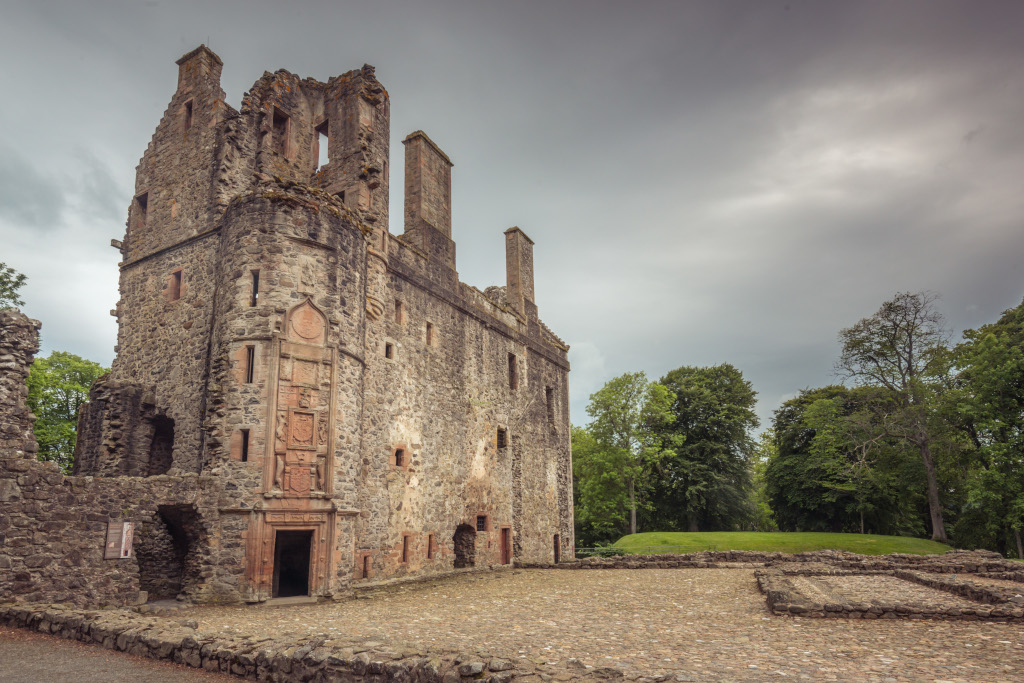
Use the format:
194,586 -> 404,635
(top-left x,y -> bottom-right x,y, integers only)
0,261 -> 27,309
26,351 -> 107,474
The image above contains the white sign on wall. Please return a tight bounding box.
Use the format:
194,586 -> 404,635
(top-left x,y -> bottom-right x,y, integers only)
104,521 -> 135,559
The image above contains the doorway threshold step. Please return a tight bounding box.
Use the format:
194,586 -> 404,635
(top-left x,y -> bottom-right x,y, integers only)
263,596 -> 319,608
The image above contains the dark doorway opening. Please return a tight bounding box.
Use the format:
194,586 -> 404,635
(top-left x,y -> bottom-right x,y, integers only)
137,504 -> 202,601
273,530 -> 312,597
453,524 -> 476,569
147,415 -> 174,476
500,527 -> 511,565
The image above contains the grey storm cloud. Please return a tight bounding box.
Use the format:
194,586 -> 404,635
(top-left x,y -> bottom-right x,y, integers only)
0,146 -> 65,229
1,0 -> 1023,428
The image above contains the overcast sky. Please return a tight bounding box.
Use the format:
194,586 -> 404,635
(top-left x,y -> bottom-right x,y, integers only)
2,1 -> 1023,430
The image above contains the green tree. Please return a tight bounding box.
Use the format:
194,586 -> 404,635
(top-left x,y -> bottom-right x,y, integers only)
648,364 -> 759,532
572,424 -> 628,545
953,297 -> 1024,556
765,385 -> 923,535
0,261 -> 27,308
836,291 -> 952,542
26,351 -> 107,473
749,431 -> 778,531
584,372 -> 675,536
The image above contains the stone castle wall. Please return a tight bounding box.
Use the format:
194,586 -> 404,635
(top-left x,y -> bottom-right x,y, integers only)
40,45 -> 573,604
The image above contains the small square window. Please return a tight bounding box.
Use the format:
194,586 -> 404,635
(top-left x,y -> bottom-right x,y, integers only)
394,447 -> 405,467
385,342 -> 395,360
497,427 -> 507,449
476,515 -> 488,532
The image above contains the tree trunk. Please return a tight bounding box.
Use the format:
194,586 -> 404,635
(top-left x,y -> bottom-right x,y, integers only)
687,516 -> 698,533
1015,529 -> 1023,560
919,440 -> 947,543
628,479 -> 636,536
860,510 -> 865,535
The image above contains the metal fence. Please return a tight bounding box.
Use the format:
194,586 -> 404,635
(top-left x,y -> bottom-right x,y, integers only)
574,544 -> 715,558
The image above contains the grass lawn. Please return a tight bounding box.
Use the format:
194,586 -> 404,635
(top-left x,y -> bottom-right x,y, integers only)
612,531 -> 951,556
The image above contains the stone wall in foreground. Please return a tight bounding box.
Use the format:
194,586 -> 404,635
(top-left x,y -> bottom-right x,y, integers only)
0,311 -> 237,608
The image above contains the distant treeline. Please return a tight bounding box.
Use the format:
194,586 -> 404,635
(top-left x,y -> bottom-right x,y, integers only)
573,292 -> 1024,558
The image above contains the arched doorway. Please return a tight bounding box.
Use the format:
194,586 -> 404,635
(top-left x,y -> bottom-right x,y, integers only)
453,524 -> 476,569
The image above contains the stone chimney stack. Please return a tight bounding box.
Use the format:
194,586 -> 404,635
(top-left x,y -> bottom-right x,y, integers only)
403,131 -> 456,269
505,226 -> 535,317
175,45 -> 224,92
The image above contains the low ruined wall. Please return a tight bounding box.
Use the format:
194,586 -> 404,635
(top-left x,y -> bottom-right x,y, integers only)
1,311 -> 234,608
0,603 -> 546,682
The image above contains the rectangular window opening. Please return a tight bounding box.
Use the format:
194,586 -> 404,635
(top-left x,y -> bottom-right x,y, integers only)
334,190 -> 345,204
244,345 -> 255,384
315,120 -> 329,170
362,555 -> 370,579
183,99 -> 193,131
546,386 -> 555,423
496,427 -> 507,450
272,108 -> 290,156
508,353 -> 518,390
169,270 -> 182,301
135,192 -> 148,227
384,342 -> 394,360
240,429 -> 250,462
476,515 -> 487,532
427,533 -> 435,559
250,270 -> 260,307
426,322 -> 434,346
401,535 -> 410,563
394,300 -> 404,324
394,448 -> 405,467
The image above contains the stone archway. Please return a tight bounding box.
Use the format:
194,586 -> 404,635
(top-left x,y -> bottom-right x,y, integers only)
453,524 -> 476,569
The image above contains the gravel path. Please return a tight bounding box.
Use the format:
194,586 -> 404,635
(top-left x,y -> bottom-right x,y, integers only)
0,625 -> 236,683
186,568 -> 1024,681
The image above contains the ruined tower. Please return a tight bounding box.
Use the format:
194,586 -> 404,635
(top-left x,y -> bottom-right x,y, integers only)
75,46 -> 572,603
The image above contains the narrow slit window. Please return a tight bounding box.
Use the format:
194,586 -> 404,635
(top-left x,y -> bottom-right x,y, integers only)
508,353 -> 518,390
169,270 -> 182,301
315,120 -> 329,169
394,300 -> 404,324
362,555 -> 370,579
425,322 -> 434,346
401,535 -> 410,563
384,342 -> 394,360
272,108 -> 290,156
240,429 -> 250,462
244,345 -> 255,384
546,386 -> 555,423
394,448 -> 405,467
250,270 -> 260,307
427,533 -> 435,559
183,99 -> 193,131
496,427 -> 507,449
135,192 -> 148,227
476,515 -> 487,532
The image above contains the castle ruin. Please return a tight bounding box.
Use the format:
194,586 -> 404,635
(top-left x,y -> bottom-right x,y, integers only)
1,46 -> 572,606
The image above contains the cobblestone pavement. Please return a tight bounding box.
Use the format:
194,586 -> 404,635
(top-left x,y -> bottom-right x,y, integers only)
186,569 -> 1024,682
791,575 -> 986,611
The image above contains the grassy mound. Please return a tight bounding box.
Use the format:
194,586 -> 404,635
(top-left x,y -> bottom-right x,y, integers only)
611,531 -> 951,556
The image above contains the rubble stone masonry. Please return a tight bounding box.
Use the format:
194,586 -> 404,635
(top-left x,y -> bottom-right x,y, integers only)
2,45 -> 572,608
